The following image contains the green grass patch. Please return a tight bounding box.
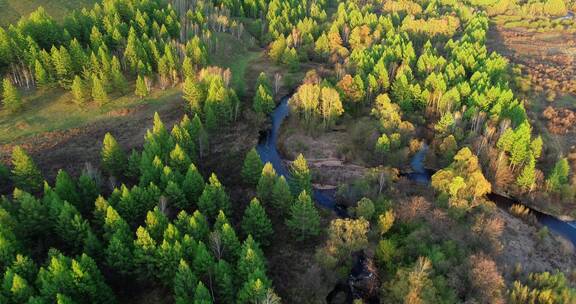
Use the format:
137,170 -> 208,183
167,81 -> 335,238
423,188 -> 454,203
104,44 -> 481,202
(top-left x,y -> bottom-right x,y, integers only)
209,32 -> 261,96
0,85 -> 180,144
0,0 -> 96,26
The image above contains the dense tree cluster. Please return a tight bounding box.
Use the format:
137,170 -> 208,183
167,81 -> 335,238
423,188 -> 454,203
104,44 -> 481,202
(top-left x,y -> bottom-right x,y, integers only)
0,0 -> 211,111
0,111 -> 281,303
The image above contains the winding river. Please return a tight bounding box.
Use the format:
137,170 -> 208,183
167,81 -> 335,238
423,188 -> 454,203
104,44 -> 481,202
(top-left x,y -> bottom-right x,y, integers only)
256,95 -> 576,248
256,95 -> 576,303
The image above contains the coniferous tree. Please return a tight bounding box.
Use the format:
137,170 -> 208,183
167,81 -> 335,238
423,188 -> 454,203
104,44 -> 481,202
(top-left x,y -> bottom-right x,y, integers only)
54,169 -> 80,208
183,76 -> 204,114
71,75 -> 87,105
11,146 -> 43,192
214,259 -> 235,303
198,174 -> 230,218
242,198 -> 273,246
174,260 -> 197,304
101,133 -> 127,177
220,223 -> 242,262
111,56 -> 128,94
92,74 -> 109,106
253,85 -> 275,115
290,154 -> 312,195
257,163 -> 276,205
165,181 -> 187,209
272,176 -> 293,214
34,60 -> 51,88
135,74 -> 149,98
193,281 -> 213,304
242,148 -> 264,186
182,164 -> 205,205
2,78 -> 23,113
286,191 -> 321,240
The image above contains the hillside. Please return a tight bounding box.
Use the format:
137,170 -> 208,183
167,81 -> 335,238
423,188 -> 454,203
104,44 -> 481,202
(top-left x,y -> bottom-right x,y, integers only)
0,0 -> 95,26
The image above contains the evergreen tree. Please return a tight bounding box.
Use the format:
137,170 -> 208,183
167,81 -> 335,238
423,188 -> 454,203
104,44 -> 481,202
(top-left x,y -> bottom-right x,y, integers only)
220,223 -> 242,262
11,146 -> 43,192
286,191 -> 321,240
183,76 -> 204,114
174,260 -> 197,304
54,169 -> 80,208
91,74 -> 109,106
2,78 -> 23,113
242,148 -> 264,186
241,198 -> 273,246
198,174 -> 230,218
290,154 -> 312,195
34,60 -> 51,88
71,75 -> 87,105
165,181 -> 187,210
169,144 -> 192,174
101,133 -> 127,177
253,85 -> 275,115
257,162 -> 276,205
272,176 -> 293,214
111,56 -> 128,94
182,164 -> 205,205
193,241 -> 215,278
546,158 -> 570,192
214,259 -> 235,303
193,281 -> 213,304
135,75 -> 148,98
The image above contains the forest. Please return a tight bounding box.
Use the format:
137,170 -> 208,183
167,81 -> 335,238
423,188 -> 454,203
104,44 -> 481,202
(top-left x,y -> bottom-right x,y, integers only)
0,0 -> 576,303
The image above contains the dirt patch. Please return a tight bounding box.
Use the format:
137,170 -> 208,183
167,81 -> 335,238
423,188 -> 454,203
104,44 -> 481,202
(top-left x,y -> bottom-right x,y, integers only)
497,209 -> 576,280
278,119 -> 369,188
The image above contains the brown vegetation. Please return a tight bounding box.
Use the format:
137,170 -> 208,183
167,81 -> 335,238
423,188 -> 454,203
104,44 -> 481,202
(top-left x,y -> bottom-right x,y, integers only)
542,106 -> 576,134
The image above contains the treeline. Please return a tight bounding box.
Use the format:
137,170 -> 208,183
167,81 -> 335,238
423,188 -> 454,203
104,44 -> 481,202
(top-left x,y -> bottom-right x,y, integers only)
468,0 -> 569,17
0,0 -> 235,112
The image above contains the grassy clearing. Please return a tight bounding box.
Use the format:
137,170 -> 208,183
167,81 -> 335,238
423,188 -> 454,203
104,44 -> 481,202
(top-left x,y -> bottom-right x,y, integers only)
209,32 -> 261,96
0,85 -> 180,144
0,0 -> 96,26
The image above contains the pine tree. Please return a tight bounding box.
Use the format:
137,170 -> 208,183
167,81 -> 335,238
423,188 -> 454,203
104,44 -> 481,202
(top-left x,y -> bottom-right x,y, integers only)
169,144 -> 192,174
11,146 -> 43,192
174,260 -> 197,304
193,281 -> 213,304
111,56 -> 128,94
183,76 -> 204,114
54,169 -> 80,208
165,181 -> 188,209
272,176 -> 293,214
257,163 -> 276,205
193,241 -> 215,278
135,74 -> 149,98
198,174 -> 230,218
182,164 -> 205,205
286,191 -> 321,240
517,156 -> 536,191
2,78 -> 23,113
220,223 -> 242,262
214,259 -> 235,303
253,85 -> 275,115
290,154 -> 312,195
242,148 -> 264,186
71,75 -> 87,105
91,74 -> 109,106
34,60 -> 51,88
101,132 -> 127,177
242,198 -> 273,246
